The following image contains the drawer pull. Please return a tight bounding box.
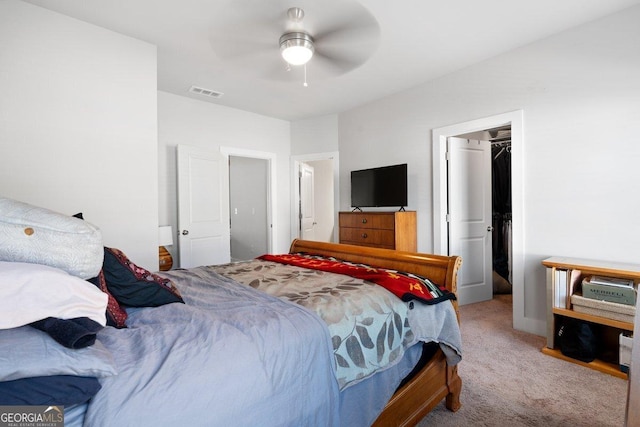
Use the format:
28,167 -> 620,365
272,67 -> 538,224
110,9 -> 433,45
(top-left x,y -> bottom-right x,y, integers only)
361,218 -> 367,224
361,233 -> 368,239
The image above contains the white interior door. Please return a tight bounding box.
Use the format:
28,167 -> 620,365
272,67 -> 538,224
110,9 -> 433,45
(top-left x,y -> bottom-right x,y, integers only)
300,163 -> 316,240
447,137 -> 493,305
177,145 -> 230,268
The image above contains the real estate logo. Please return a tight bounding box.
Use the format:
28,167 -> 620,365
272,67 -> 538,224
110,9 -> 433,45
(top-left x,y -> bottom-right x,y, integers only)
0,406 -> 64,427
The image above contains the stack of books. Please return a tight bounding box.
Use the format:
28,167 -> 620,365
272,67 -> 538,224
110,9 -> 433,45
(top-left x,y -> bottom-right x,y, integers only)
582,275 -> 636,306
553,269 -> 581,309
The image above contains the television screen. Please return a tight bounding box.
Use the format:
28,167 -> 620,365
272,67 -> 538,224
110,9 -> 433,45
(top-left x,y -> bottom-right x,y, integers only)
351,164 -> 408,208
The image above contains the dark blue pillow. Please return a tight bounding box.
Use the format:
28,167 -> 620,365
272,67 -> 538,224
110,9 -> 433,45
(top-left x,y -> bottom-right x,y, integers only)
102,247 -> 184,307
0,376 -> 101,405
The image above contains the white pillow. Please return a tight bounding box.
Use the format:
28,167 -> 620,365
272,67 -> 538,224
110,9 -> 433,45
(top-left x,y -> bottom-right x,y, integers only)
0,197 -> 103,279
0,261 -> 108,329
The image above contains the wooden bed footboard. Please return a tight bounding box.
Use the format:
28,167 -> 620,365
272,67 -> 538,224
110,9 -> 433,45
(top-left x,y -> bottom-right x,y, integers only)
288,239 -> 463,426
373,352 -> 462,426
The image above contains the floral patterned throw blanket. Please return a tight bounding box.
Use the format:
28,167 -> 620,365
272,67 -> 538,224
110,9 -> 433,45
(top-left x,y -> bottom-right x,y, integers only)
209,254 -> 462,390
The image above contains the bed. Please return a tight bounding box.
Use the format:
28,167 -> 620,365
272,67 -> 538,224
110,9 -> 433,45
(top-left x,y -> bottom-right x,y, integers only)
0,198 -> 462,427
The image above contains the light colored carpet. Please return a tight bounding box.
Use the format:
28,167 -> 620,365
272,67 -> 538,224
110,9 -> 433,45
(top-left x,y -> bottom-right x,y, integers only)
418,295 -> 627,426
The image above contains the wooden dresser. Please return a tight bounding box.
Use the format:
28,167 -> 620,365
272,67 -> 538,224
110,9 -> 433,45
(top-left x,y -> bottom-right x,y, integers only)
339,211 -> 416,251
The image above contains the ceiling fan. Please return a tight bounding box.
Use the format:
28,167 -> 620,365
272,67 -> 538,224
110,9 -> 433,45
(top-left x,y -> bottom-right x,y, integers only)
208,1 -> 380,83
279,8 -> 315,67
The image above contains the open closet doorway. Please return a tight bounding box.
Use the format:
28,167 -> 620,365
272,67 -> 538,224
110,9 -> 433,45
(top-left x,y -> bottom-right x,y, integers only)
291,152 -> 340,243
222,147 -> 277,261
432,111 -> 539,335
229,156 -> 269,261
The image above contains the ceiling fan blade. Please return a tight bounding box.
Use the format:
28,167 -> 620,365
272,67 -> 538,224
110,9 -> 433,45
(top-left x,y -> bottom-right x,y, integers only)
312,2 -> 380,46
209,4 -> 284,61
312,23 -> 380,76
314,35 -> 376,67
315,25 -> 380,53
308,52 -> 361,78
310,4 -> 380,76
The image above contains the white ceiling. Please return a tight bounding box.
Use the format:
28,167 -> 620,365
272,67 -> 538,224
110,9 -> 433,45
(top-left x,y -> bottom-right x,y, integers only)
23,0 -> 640,121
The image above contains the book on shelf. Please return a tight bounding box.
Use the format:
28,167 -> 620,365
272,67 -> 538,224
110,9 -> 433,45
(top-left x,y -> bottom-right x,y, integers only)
568,269 -> 582,308
582,277 -> 637,306
555,269 -> 568,309
588,275 -> 634,288
620,333 -> 633,374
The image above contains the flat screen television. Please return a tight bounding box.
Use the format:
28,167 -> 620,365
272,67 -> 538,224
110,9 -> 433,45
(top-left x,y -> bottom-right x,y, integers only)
350,163 -> 408,209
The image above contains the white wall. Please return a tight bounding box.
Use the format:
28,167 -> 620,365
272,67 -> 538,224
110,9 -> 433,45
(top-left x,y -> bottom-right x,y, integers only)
291,114 -> 339,155
290,114 -> 341,243
158,91 -> 292,257
338,6 -> 640,332
0,1 -> 158,270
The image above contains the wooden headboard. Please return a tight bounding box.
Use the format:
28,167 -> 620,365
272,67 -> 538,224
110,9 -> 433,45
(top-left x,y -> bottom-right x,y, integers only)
289,239 -> 462,318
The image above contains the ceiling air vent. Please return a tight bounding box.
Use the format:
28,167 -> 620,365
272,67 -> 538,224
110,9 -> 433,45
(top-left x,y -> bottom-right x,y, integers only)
189,86 -> 224,99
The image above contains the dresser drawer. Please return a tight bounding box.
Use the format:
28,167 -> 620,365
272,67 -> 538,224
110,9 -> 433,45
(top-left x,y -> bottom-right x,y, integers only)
338,213 -> 395,230
339,228 -> 395,248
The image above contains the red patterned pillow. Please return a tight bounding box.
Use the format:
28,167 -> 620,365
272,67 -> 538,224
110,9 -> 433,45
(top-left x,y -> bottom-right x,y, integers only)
87,270 -> 128,328
102,248 -> 184,307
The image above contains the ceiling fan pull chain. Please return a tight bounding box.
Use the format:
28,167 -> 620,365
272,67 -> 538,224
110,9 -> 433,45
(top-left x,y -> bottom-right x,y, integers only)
303,64 -> 308,87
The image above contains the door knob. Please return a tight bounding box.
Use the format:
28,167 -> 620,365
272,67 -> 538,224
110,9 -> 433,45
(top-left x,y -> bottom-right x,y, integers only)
182,230 -> 189,236
487,226 -> 494,232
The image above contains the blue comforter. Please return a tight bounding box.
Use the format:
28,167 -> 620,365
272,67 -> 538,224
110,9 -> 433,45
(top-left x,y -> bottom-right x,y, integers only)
82,267 -> 340,427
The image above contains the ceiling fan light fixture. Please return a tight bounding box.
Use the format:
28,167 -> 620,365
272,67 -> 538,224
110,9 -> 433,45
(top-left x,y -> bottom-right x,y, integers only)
279,32 -> 314,66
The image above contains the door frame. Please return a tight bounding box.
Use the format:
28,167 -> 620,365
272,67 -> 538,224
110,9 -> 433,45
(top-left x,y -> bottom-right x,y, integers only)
432,110 -> 542,335
290,151 -> 340,243
221,146 -> 276,254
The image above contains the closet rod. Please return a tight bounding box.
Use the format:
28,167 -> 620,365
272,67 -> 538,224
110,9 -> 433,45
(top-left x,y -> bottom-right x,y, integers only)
490,140 -> 511,147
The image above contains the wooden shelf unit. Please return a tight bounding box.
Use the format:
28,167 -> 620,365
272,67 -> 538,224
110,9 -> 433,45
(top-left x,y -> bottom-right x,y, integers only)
542,256 -> 640,378
339,211 -> 416,251
541,347 -> 628,379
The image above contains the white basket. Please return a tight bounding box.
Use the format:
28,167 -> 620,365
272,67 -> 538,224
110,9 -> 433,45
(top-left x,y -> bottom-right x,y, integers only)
570,293 -> 635,323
